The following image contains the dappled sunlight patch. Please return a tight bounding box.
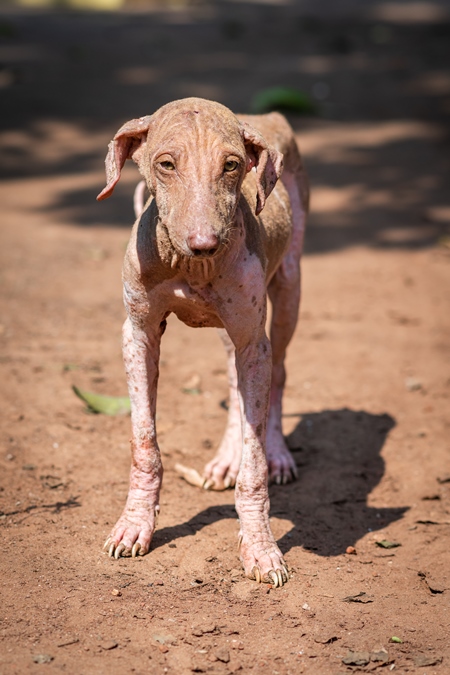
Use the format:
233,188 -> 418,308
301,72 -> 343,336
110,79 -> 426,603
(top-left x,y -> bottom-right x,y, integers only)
376,225 -> 442,246
312,184 -> 429,215
405,70 -> 450,96
0,119 -> 108,175
116,66 -> 160,86
368,1 -> 449,23
298,120 -> 442,158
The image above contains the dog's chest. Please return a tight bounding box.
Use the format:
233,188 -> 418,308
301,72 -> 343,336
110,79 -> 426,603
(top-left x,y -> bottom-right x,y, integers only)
166,280 -> 224,329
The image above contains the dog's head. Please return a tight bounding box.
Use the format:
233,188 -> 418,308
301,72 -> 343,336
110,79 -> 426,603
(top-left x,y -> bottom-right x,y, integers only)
97,98 -> 283,258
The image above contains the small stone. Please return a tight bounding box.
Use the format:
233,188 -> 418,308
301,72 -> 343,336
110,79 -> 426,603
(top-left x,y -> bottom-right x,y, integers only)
32,654 -> 53,664
346,546 -> 357,555
111,588 -> 121,596
99,640 -> 118,651
154,579 -> 164,586
158,644 -> 169,654
214,647 -> 230,663
405,377 -> 422,391
413,654 -> 442,667
230,639 -> 244,650
314,634 -> 338,644
191,658 -> 208,672
371,648 -> 389,663
342,651 -> 370,666
153,633 -> 177,646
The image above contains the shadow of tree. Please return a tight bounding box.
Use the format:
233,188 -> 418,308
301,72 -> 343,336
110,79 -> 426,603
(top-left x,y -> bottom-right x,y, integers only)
150,408 -> 407,557
1,9 -> 448,251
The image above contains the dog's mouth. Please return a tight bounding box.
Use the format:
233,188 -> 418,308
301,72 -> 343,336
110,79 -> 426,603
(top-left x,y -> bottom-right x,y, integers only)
157,218 -> 234,273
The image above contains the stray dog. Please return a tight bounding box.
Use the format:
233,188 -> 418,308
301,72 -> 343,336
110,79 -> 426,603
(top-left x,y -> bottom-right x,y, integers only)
97,98 -> 309,586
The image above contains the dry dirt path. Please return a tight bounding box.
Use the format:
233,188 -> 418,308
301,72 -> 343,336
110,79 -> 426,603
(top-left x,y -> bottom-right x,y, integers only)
1,5 -> 449,674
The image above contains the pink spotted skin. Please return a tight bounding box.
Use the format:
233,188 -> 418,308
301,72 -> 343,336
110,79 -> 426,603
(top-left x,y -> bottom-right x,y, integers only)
98,98 -> 309,585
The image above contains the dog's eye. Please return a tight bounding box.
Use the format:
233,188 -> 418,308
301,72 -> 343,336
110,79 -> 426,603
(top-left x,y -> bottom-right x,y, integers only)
160,160 -> 175,171
224,160 -> 238,172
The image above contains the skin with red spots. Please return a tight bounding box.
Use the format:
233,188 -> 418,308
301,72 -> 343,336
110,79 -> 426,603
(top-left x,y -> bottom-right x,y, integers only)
98,98 -> 309,585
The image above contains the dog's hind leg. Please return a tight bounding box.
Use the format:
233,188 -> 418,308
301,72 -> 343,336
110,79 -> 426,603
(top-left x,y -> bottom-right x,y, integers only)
266,162 -> 308,485
203,328 -> 242,490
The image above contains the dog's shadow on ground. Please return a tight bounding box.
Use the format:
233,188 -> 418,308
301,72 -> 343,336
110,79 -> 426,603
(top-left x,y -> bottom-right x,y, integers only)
152,408 -> 407,557
275,408 -> 407,556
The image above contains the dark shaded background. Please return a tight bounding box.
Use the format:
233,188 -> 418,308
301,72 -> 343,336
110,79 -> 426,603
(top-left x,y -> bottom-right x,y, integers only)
1,0 -> 449,254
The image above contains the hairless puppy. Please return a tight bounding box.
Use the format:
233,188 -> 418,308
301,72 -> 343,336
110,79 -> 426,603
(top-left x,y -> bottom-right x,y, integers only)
97,98 -> 309,587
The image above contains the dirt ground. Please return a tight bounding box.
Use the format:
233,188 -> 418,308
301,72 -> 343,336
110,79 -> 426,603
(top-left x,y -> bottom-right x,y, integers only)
1,2 -> 450,673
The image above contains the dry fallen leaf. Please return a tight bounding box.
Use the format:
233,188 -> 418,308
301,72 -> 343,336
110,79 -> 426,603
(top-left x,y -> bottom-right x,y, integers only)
174,463 -> 205,488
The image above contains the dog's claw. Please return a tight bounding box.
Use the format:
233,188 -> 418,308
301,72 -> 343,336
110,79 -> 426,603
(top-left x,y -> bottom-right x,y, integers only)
224,476 -> 232,489
203,479 -> 214,490
237,533 -> 243,552
103,537 -> 111,551
276,569 -> 284,587
108,543 -> 115,558
131,542 -> 141,558
275,475 -> 281,485
269,570 -> 279,588
114,543 -> 126,559
253,566 -> 261,583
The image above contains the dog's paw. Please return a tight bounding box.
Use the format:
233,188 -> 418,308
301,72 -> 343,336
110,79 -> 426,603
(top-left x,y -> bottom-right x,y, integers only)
103,504 -> 159,559
266,433 -> 298,485
202,449 -> 240,491
238,534 -> 289,587
202,466 -> 237,491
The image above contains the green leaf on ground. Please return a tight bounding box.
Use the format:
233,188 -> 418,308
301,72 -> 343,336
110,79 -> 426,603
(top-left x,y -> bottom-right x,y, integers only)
72,386 -> 131,415
251,87 -> 317,115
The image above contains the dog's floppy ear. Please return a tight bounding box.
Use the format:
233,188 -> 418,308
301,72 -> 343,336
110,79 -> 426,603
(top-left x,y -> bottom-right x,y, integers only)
97,115 -> 153,201
240,122 -> 284,216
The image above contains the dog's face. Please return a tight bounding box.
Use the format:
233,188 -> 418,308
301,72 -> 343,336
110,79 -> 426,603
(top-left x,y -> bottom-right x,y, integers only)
142,101 -> 249,258
97,98 -> 283,259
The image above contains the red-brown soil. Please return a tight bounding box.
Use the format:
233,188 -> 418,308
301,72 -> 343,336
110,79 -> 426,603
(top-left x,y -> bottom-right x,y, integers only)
1,4 -> 449,674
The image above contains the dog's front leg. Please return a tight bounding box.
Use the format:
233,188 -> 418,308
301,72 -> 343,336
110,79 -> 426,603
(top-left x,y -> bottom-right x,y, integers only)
104,316 -> 163,559
229,322 -> 289,587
